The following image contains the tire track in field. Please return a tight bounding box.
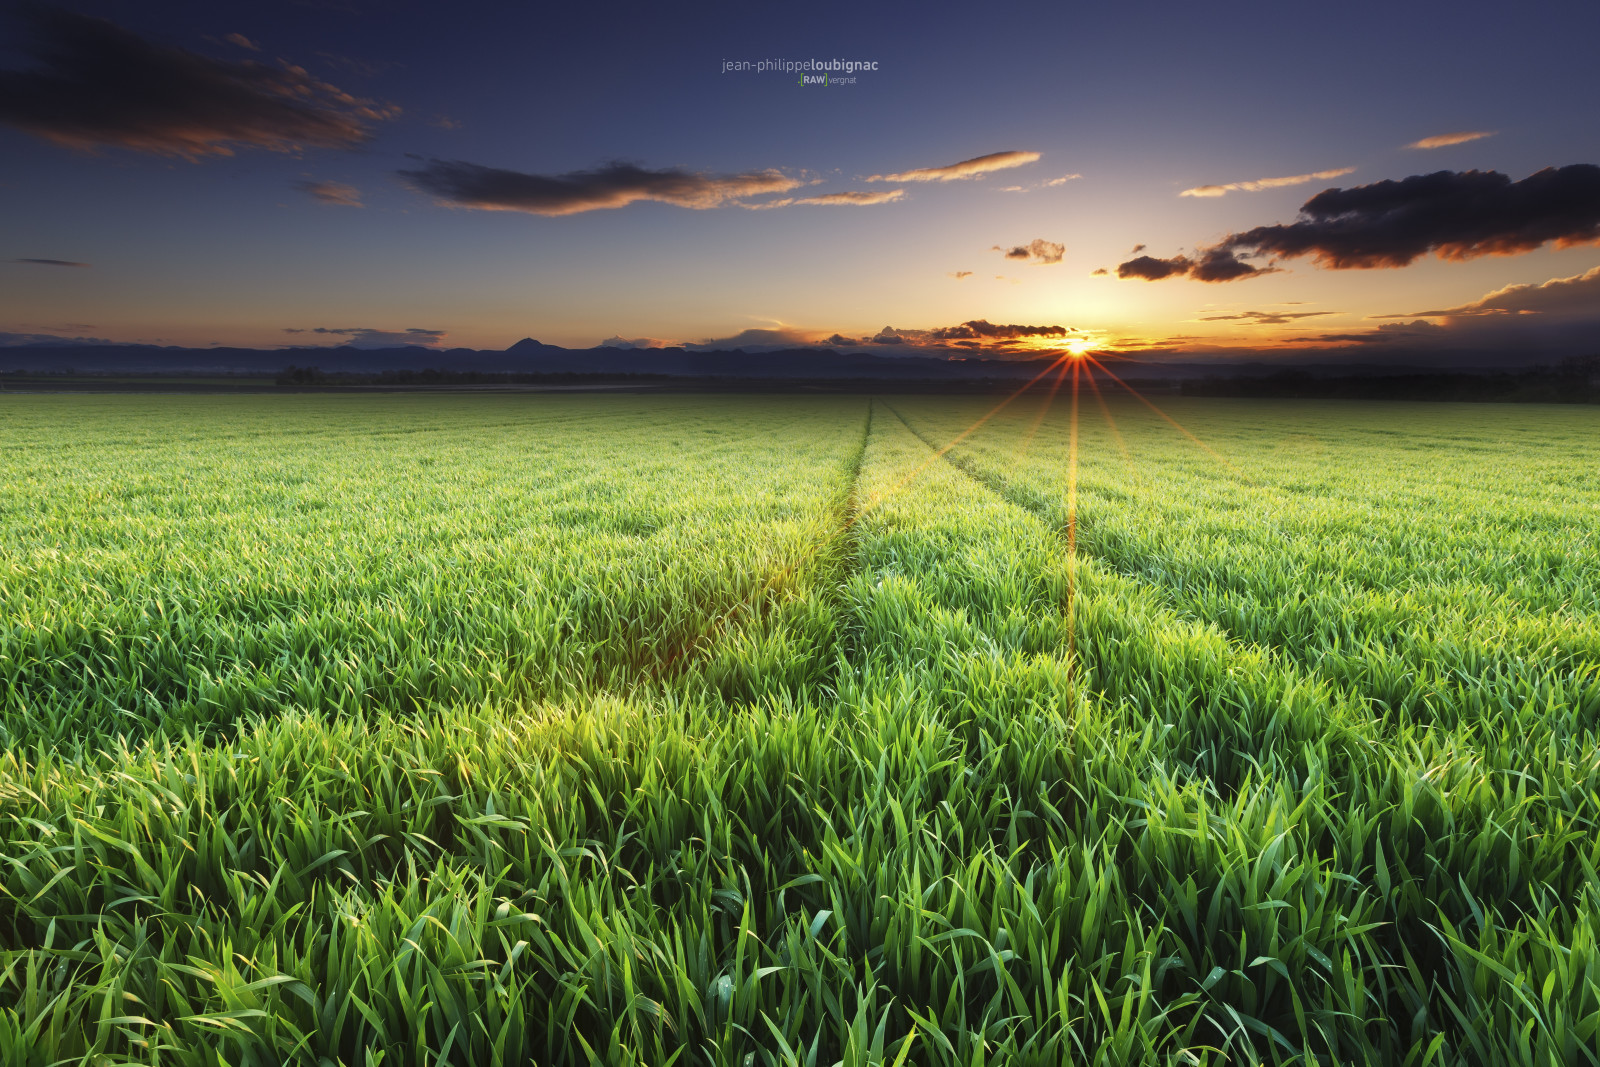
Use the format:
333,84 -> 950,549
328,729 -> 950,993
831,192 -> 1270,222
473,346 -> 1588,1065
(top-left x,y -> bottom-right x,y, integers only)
879,402 -> 1397,750
887,403 -> 1598,741
651,399 -> 873,706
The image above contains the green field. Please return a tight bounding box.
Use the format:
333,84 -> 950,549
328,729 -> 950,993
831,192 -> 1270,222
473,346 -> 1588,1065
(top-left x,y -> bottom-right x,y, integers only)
2,392 -> 1597,1065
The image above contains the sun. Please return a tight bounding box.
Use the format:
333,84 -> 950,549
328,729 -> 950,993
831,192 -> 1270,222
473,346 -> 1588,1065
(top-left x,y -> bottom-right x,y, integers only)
1063,336 -> 1095,358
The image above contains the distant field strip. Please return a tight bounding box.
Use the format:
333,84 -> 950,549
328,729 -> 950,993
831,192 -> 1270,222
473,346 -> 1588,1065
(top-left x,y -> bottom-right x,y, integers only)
2,393 -> 1599,1065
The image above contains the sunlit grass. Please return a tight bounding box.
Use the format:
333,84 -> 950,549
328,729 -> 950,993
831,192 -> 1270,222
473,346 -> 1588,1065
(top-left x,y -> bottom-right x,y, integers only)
1,391 -> 1597,1065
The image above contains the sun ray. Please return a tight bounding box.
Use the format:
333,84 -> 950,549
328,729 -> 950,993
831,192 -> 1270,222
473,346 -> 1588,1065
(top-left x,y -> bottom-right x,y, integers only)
1086,355 -> 1252,482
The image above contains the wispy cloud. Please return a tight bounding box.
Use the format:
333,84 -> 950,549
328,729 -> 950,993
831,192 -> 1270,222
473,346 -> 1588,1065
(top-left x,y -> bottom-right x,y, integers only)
0,9 -> 396,159
794,189 -> 903,206
399,158 -> 802,215
223,33 -> 260,52
1180,167 -> 1355,198
1198,310 -> 1339,325
866,150 -> 1039,183
297,326 -> 446,348
949,271 -> 973,280
992,238 -> 1064,265
12,258 -> 90,267
295,179 -> 363,206
1407,130 -> 1495,150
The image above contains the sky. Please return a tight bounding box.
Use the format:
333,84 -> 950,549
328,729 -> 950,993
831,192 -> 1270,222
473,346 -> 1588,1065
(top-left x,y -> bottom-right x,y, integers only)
2,0 -> 1598,364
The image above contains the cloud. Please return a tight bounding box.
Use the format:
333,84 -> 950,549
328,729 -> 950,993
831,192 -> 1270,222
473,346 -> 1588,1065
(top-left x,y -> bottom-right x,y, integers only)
1180,167 -> 1355,198
296,179 -> 362,206
398,158 -> 802,216
949,271 -> 973,280
824,334 -> 859,346
599,335 -> 674,349
1198,310 -> 1339,325
685,328 -> 815,351
1215,166 -> 1600,269
1090,267 -> 1109,276
12,257 -> 89,267
1121,166 -> 1600,282
1380,264 -> 1600,319
1116,249 -> 1279,282
307,326 -> 446,348
866,150 -> 1040,183
870,327 -> 906,344
223,33 -> 260,52
0,8 -> 396,159
1408,131 -> 1495,150
992,238 -> 1064,265
0,330 -> 115,346
1045,174 -> 1081,186
795,189 -> 903,206
1129,244 -> 1146,254
929,319 -> 1067,341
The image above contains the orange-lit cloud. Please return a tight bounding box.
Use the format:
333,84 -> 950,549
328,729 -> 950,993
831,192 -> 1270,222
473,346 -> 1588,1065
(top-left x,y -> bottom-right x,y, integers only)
400,159 -> 803,215
794,189 -> 904,206
949,271 -> 973,280
296,180 -> 363,206
1407,130 -> 1495,149
1180,167 -> 1354,197
866,150 -> 1040,182
0,9 -> 396,159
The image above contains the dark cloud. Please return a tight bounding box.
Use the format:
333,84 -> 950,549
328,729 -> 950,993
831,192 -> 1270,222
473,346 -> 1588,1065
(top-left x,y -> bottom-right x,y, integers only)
307,326 -> 445,348
992,238 -> 1064,264
0,8 -> 396,158
870,327 -> 905,344
223,33 -> 260,52
1118,166 -> 1600,283
948,271 -> 972,280
399,158 -> 802,216
1376,265 -> 1600,320
1219,166 -> 1600,269
1116,248 -> 1277,282
1129,244 -> 1146,254
1199,310 -> 1339,325
12,257 -> 89,267
930,319 -> 1067,341
825,333 -> 859,346
1091,267 -> 1109,276
1116,254 -> 1192,280
1303,320 -> 1447,344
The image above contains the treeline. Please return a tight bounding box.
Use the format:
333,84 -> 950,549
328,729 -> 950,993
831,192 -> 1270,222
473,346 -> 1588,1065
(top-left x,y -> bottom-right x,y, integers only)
1181,355 -> 1600,403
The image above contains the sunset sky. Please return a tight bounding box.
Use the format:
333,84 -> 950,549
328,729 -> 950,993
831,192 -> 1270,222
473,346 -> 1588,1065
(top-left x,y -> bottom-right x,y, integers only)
2,0 -> 1598,363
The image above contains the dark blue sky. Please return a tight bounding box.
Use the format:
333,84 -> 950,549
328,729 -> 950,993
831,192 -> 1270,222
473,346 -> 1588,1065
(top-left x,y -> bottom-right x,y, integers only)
3,0 -> 1598,358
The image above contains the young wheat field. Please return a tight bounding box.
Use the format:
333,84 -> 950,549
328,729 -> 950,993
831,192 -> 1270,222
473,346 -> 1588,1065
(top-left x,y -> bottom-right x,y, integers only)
1,391 -> 1597,1066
